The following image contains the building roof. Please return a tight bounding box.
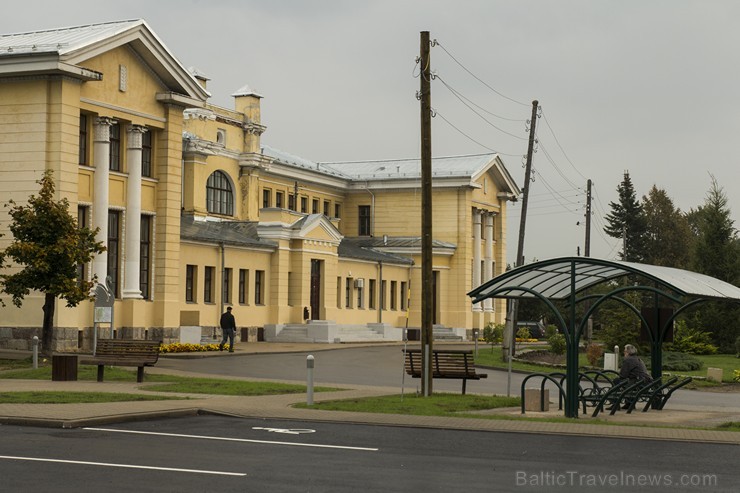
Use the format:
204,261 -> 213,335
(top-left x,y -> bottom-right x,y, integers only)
0,19 -> 209,101
338,238 -> 415,265
180,216 -> 276,250
469,257 -> 740,303
321,154 -> 503,180
260,146 -> 520,195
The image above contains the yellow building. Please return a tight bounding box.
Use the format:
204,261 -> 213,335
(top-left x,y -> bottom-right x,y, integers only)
0,20 -> 519,351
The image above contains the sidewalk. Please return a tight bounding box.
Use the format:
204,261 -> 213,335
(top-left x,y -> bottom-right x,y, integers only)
1,342 -> 739,444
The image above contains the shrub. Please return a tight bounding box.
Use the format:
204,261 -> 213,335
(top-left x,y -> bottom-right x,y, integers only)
482,322 -> 504,351
548,333 -> 566,355
544,325 -> 558,338
734,369 -> 740,382
661,351 -> 703,372
585,343 -> 604,367
516,327 -> 531,340
666,320 -> 718,355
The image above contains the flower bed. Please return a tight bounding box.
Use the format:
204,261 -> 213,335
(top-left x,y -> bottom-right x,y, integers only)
159,343 -> 221,353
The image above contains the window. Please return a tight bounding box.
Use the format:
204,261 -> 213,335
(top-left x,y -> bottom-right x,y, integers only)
76,206 -> 89,286
312,198 -> 319,214
276,191 -> 284,209
368,279 -> 376,309
262,189 -> 271,208
79,114 -> 88,165
336,277 -> 342,309
300,196 -> 307,213
216,129 -> 226,145
345,278 -> 352,308
357,283 -> 364,309
186,265 -> 196,302
107,211 -> 121,297
390,281 -> 397,310
381,280 -> 387,310
238,269 -> 249,304
288,194 -> 295,211
204,266 -> 215,303
334,203 -> 341,219
323,201 -> 330,216
359,205 -> 371,236
141,130 -> 152,177
255,270 -> 265,305
223,267 -> 232,304
140,215 -> 152,299
109,123 -> 121,171
400,282 -> 407,311
206,171 -> 234,215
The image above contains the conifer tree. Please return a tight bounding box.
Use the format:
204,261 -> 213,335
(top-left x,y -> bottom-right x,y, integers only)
604,171 -> 648,262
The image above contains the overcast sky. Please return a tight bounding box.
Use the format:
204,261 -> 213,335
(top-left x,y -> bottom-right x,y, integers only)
3,1 -> 739,265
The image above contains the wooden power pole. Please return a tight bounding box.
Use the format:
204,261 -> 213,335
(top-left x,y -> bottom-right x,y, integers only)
419,31 -> 433,396
584,179 -> 592,257
503,100 -> 538,391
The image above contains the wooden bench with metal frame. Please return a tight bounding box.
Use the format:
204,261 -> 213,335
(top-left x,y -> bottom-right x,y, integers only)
403,348 -> 487,394
80,339 -> 162,383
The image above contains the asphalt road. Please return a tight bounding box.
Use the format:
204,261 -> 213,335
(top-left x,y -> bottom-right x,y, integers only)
0,415 -> 735,492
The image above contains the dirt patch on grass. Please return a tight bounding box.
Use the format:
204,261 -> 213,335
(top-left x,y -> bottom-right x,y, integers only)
517,350 -> 565,366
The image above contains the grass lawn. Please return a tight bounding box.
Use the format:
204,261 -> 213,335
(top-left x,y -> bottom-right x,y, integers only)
0,391 -> 186,404
663,353 -> 739,383
296,393 -> 520,417
473,346 -> 739,383
0,359 -> 341,396
146,378 -> 339,396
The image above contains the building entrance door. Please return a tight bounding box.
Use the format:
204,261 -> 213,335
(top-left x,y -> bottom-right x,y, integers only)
310,259 -> 322,320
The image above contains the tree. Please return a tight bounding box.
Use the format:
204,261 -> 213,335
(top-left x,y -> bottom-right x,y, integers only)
641,185 -> 692,268
686,176 -> 740,352
690,176 -> 739,284
0,170 -> 105,354
604,171 -> 648,262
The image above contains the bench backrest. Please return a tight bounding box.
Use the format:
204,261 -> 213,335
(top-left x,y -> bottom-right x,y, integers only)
404,349 -> 476,377
95,339 -> 161,363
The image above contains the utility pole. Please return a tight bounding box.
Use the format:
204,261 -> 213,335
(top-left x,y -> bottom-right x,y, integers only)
584,179 -> 592,257
503,100 -> 538,395
584,178 -> 593,341
419,31 -> 434,396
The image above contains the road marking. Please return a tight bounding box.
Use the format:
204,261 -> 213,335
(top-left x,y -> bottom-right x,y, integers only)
252,427 -> 316,434
84,427 -> 378,452
0,455 -> 246,476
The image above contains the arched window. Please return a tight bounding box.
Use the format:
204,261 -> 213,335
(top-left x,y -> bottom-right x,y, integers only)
206,170 -> 234,216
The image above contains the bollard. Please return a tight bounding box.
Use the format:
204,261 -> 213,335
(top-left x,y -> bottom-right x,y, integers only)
306,355 -> 315,406
32,336 -> 39,369
473,329 -> 479,356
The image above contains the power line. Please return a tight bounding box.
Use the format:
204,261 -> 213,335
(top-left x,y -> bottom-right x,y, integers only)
432,108 -> 522,157
540,109 -> 588,181
433,40 -> 529,107
436,75 -> 527,140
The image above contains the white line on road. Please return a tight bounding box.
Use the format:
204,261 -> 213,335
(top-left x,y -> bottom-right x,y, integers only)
83,427 -> 379,451
0,455 -> 246,476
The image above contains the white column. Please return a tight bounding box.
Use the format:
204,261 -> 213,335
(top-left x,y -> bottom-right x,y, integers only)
122,125 -> 146,299
92,117 -> 114,284
472,209 -> 482,311
484,212 -> 494,312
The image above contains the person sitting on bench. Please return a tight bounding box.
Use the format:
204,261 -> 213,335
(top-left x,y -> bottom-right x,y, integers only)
616,344 -> 652,409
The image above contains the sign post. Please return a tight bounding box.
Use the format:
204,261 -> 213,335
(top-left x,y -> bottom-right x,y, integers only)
93,279 -> 114,355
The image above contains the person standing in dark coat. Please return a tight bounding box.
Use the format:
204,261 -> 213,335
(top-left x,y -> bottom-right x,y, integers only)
219,306 -> 236,352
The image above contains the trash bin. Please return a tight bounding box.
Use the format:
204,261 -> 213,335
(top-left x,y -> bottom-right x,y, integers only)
52,354 -> 78,381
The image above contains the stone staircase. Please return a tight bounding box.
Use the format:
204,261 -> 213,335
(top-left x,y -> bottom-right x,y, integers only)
433,325 -> 464,341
